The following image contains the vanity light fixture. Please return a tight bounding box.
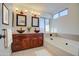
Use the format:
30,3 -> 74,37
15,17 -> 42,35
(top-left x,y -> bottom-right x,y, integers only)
15,8 -> 28,14
31,11 -> 40,16
19,10 -> 28,14
15,8 -> 40,15
31,11 -> 34,15
20,10 -> 24,14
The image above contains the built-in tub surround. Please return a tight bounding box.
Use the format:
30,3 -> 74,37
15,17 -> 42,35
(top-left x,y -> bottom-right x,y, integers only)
49,33 -> 79,42
57,33 -> 79,42
44,39 -> 73,56
44,33 -> 79,56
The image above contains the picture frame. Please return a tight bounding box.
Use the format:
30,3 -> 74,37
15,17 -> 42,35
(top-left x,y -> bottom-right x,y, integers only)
16,14 -> 27,26
31,16 -> 39,27
12,12 -> 14,27
2,3 -> 9,25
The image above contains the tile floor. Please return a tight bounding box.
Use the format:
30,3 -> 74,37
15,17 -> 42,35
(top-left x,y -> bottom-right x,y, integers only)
12,47 -> 52,56
12,47 -> 73,56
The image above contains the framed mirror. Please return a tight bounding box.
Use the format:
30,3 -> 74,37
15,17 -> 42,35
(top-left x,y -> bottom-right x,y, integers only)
2,3 -> 9,25
31,16 -> 39,27
16,14 -> 27,26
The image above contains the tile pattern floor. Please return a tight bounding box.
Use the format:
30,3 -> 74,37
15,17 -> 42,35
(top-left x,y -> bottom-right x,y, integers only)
12,47 -> 73,56
12,47 -> 52,56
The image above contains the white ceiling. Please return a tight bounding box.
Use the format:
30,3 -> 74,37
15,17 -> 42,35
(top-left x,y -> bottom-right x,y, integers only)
13,3 -> 74,15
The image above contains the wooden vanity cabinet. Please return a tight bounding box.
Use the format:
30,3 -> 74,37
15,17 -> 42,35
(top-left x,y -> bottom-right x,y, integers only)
12,33 -> 43,52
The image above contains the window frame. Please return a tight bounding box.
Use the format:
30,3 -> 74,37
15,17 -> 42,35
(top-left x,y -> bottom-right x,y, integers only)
45,18 -> 50,33
53,13 -> 59,19
39,17 -> 45,33
59,8 -> 68,16
53,8 -> 68,19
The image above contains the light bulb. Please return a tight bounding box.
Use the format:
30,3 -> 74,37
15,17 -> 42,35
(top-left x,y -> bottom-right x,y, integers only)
15,8 -> 19,11
38,13 -> 40,15
31,11 -> 34,14
25,10 -> 28,13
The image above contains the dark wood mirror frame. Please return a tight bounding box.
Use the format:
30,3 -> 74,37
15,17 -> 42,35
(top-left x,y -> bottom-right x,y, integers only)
2,3 -> 9,25
16,14 -> 27,26
31,16 -> 39,27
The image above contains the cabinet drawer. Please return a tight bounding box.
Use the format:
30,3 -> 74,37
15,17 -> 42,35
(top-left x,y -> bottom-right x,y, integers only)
38,39 -> 43,46
33,38 -> 39,47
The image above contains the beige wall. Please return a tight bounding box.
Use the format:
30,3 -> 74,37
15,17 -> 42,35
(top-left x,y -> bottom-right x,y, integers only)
51,4 -> 79,35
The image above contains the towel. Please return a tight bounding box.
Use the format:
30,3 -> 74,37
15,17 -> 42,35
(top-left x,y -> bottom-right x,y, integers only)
4,28 -> 12,48
7,28 -> 12,47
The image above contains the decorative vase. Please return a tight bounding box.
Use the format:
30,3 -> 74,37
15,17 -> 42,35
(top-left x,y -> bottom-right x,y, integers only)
27,26 -> 32,32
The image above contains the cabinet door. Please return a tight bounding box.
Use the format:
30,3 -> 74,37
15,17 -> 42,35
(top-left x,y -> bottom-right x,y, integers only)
33,37 -> 39,47
22,38 -> 31,49
30,38 -> 34,48
12,44 -> 22,52
12,40 -> 22,52
38,37 -> 43,46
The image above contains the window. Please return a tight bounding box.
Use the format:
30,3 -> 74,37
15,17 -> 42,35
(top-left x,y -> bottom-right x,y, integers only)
39,18 -> 50,33
51,27 -> 54,32
39,18 -> 45,33
53,13 -> 59,19
60,9 -> 68,16
53,8 -> 68,19
53,28 -> 57,33
45,19 -> 50,33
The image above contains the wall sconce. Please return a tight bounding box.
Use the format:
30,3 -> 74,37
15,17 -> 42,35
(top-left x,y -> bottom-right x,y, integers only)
15,8 -> 28,14
20,10 -> 28,15
15,7 -> 40,16
31,11 -> 40,17
20,10 -> 24,14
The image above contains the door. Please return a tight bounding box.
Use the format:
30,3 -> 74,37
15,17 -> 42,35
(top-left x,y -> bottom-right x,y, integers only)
0,4 -> 6,55
0,3 -> 13,55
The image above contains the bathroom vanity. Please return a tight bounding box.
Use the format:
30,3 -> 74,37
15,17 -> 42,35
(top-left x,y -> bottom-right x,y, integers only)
12,33 -> 43,52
